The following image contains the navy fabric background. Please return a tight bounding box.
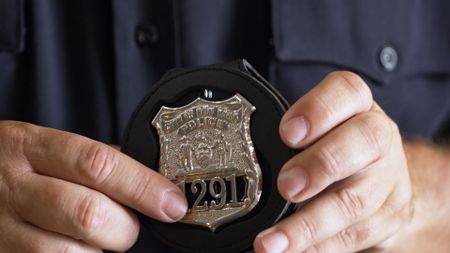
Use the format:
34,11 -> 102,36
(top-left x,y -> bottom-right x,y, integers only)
1,0 -> 449,145
0,1 -> 449,252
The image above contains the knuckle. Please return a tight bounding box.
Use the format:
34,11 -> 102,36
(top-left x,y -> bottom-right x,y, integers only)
331,71 -> 373,104
311,91 -> 338,126
305,244 -> 322,253
75,194 -> 107,236
297,216 -> 320,242
337,227 -> 358,250
131,172 -> 153,204
0,120 -> 24,135
334,188 -> 366,221
3,167 -> 31,210
5,171 -> 28,211
380,202 -> 397,217
314,145 -> 341,178
79,143 -> 117,185
0,122 -> 36,195
356,112 -> 394,155
0,121 -> 34,154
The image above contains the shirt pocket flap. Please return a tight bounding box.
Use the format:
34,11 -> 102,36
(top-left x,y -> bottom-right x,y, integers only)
0,0 -> 24,53
272,0 -> 450,84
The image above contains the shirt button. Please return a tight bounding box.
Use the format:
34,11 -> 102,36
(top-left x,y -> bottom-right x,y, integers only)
136,24 -> 159,47
379,46 -> 398,72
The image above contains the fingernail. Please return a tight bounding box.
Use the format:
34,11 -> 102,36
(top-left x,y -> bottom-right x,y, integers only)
257,229 -> 289,253
162,190 -> 187,221
281,116 -> 309,146
278,167 -> 308,200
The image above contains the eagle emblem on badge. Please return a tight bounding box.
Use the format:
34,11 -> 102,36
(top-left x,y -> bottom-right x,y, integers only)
152,93 -> 262,231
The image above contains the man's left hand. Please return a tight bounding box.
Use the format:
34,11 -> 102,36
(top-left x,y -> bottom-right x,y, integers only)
254,71 -> 412,253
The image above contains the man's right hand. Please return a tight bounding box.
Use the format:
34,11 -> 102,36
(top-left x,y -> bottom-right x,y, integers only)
0,121 -> 187,252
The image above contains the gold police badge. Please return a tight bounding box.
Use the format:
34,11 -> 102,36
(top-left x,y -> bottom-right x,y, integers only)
152,93 -> 262,231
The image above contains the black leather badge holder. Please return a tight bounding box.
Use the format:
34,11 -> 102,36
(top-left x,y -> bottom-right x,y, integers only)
121,59 -> 296,253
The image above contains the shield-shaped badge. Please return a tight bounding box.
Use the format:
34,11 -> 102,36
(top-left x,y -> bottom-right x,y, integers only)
122,60 -> 296,252
152,93 -> 262,231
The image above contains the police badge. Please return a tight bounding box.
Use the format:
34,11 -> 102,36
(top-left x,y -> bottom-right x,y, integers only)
152,94 -> 261,231
122,60 -> 296,252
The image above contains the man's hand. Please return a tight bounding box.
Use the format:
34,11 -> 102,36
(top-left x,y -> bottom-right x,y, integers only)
254,72 -> 413,252
0,121 -> 187,252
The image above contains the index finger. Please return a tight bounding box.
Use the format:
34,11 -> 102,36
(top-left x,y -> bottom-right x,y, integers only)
279,71 -> 374,148
22,124 -> 187,222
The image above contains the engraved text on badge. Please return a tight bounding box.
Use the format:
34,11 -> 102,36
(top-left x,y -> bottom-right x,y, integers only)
152,94 -> 262,231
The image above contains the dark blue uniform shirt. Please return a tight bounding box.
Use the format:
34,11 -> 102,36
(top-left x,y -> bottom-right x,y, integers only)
1,0 -> 449,252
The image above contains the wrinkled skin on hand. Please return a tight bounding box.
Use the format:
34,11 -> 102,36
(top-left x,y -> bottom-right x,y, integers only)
254,72 -> 413,253
0,121 -> 187,252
